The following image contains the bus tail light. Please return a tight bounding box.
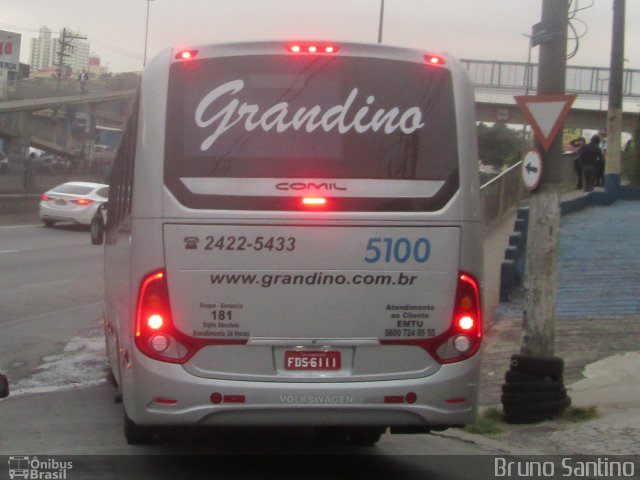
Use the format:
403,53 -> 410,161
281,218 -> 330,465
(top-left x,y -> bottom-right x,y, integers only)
379,272 -> 481,364
435,272 -> 482,363
135,270 -> 195,364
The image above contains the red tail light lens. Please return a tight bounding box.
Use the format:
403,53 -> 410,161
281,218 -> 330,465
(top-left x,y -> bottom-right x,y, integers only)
436,272 -> 482,363
379,272 -> 482,364
135,270 -> 195,364
286,43 -> 339,54
72,198 -> 93,205
40,194 -> 51,201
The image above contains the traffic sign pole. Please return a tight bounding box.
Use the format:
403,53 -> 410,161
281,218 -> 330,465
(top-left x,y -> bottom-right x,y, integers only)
522,148 -> 543,191
520,0 -> 569,359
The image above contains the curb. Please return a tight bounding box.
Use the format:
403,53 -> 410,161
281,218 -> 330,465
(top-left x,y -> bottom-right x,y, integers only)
434,428 -> 545,455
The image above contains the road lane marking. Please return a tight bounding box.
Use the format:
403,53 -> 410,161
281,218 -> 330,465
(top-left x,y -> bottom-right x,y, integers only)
0,224 -> 41,229
1,301 -> 104,327
0,244 -> 97,255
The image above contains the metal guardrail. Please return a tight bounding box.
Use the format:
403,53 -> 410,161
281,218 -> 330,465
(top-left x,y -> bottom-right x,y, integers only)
480,161 -> 529,226
0,75 -> 140,104
461,59 -> 640,99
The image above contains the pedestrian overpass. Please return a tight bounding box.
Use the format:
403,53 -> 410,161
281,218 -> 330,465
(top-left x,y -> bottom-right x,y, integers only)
0,60 -> 638,160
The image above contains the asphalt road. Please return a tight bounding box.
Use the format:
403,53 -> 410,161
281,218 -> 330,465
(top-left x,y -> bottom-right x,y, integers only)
0,220 -> 103,383
0,217 -> 504,477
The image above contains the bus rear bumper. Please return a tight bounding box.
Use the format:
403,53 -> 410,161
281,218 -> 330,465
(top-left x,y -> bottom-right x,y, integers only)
124,351 -> 481,428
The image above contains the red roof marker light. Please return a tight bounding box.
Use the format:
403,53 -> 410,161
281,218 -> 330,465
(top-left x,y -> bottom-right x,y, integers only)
286,43 -> 339,54
424,54 -> 446,66
175,49 -> 198,60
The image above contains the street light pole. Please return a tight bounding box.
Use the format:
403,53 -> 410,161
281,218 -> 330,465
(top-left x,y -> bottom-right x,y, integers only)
522,34 -> 533,96
377,0 -> 384,44
143,0 -> 155,67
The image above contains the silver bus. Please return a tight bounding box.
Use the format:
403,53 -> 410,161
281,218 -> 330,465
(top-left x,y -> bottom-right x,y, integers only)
100,41 -> 483,445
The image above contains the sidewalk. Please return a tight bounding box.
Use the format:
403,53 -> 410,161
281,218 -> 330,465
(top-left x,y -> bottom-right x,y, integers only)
457,196 -> 640,455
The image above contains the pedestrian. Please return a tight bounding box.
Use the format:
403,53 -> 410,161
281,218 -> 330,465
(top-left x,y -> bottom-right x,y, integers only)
578,135 -> 604,193
22,152 -> 35,192
571,136 -> 585,189
596,137 -> 607,187
78,70 -> 88,93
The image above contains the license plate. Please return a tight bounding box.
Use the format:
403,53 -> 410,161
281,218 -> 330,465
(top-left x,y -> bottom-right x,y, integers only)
55,199 -> 67,206
284,350 -> 341,371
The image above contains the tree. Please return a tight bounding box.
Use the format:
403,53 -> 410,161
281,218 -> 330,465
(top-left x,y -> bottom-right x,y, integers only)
477,123 -> 527,169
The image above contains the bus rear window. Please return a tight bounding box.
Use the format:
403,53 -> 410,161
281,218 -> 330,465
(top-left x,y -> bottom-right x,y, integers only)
165,54 -> 459,211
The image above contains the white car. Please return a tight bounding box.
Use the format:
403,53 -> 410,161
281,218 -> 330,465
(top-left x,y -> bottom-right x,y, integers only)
39,182 -> 109,228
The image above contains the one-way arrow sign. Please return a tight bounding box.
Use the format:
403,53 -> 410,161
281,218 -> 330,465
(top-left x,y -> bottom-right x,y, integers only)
522,148 -> 543,191
515,94 -> 577,152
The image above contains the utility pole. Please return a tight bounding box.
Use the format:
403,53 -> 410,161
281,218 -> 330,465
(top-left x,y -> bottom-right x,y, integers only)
56,28 -> 87,81
605,0 -> 625,195
520,0 -> 569,358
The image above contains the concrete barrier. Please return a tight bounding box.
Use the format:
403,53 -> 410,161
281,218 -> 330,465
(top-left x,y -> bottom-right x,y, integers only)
0,193 -> 40,214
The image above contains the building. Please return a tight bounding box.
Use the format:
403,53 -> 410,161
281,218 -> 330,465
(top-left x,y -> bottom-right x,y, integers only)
59,28 -> 90,75
88,55 -> 109,78
29,26 -> 56,71
30,26 -> 91,76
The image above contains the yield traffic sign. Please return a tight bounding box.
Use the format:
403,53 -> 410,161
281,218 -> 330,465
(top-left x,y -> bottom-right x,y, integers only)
514,94 -> 577,152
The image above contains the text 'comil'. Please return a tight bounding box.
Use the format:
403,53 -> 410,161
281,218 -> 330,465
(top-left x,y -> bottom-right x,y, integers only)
195,79 -> 425,150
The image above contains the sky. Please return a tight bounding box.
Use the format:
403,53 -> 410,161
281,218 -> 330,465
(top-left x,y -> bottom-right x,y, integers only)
3,0 -> 640,73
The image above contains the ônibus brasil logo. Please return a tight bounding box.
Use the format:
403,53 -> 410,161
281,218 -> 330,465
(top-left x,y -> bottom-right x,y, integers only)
194,79 -> 426,151
8,456 -> 73,479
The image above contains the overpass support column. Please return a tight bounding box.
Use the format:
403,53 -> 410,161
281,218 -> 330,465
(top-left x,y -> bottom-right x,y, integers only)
7,111 -> 31,166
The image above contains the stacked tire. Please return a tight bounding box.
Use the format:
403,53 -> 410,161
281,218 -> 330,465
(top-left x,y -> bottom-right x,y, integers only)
502,354 -> 571,424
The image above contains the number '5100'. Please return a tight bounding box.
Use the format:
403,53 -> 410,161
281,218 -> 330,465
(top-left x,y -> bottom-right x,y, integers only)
364,237 -> 431,264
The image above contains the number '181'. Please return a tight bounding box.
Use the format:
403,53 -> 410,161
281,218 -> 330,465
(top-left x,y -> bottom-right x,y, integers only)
364,237 -> 431,264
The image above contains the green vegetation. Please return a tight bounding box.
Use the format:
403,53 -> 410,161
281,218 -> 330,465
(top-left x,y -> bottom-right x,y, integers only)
464,407 -> 504,435
561,406 -> 600,423
477,123 -> 528,169
463,405 -> 600,435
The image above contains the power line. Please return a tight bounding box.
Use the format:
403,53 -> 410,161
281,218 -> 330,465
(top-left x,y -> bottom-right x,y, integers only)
0,21 -> 143,63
